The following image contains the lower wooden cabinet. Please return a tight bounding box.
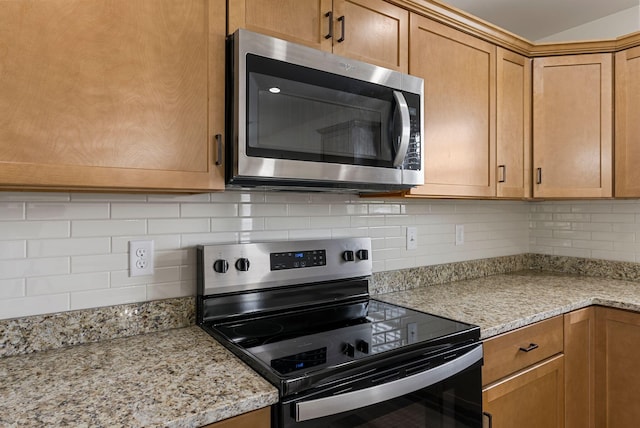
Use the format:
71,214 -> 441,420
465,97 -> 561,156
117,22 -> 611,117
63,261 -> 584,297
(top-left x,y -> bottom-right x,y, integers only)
201,407 -> 270,428
483,355 -> 564,428
482,317 -> 564,428
595,307 -> 640,428
564,307 -> 596,428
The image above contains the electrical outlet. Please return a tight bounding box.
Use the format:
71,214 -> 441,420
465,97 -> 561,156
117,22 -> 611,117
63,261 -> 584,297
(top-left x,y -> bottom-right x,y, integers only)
455,224 -> 464,246
406,226 -> 418,250
129,240 -> 154,277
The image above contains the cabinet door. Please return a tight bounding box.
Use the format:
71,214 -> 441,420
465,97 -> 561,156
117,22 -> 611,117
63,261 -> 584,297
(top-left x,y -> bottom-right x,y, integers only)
0,0 -> 225,191
201,407 -> 270,428
408,14 -> 496,198
532,54 -> 613,198
615,46 -> 640,197
227,0 -> 332,51
564,307 -> 595,428
483,355 -> 564,428
496,48 -> 531,199
332,0 -> 408,72
595,307 -> 640,428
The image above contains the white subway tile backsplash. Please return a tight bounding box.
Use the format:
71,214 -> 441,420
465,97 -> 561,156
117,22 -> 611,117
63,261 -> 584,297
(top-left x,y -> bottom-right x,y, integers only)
70,286 -> 146,311
26,203 -> 109,220
0,221 -> 69,240
0,257 -> 69,279
0,279 -> 25,299
71,254 -> 128,273
18,194 -> 640,320
211,217 -> 264,232
110,267 -> 180,287
0,294 -> 69,318
72,220 -> 145,237
148,218 -> 209,234
111,203 -> 180,219
0,240 -> 26,260
0,202 -> 25,220
27,272 -> 109,295
181,203 -> 238,218
28,237 -> 110,257
146,281 -> 195,300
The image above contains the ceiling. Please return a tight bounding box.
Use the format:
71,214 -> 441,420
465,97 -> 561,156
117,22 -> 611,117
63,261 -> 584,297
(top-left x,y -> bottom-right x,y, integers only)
441,0 -> 639,41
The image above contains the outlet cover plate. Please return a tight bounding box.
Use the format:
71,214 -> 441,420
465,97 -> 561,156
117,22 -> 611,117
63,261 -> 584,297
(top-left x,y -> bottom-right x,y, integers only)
129,240 -> 154,277
407,226 -> 418,250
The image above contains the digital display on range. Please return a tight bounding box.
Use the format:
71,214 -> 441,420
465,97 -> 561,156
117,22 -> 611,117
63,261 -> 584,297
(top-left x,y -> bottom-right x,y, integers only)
270,249 -> 326,270
271,347 -> 327,374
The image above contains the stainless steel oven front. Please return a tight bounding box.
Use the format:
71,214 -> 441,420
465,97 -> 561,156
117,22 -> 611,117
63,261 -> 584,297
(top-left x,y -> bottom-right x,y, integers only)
227,29 -> 424,192
276,342 -> 483,428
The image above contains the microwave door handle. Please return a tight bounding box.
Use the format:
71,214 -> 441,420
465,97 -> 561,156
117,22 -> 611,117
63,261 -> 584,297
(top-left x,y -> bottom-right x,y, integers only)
295,345 -> 483,422
392,90 -> 411,167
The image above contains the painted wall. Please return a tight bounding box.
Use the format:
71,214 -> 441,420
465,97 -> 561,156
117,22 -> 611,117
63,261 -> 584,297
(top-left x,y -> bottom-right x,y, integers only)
536,5 -> 640,42
0,192 -> 529,320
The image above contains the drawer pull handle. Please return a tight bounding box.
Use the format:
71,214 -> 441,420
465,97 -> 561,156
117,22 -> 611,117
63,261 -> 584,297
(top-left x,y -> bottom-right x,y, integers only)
483,411 -> 493,428
519,343 -> 539,352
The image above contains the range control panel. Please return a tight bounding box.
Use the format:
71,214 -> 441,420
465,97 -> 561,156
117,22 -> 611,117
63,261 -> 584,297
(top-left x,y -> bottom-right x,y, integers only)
198,238 -> 372,296
271,249 -> 326,270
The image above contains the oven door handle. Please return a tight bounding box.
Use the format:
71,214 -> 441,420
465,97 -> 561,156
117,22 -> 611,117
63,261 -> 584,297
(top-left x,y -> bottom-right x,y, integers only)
295,344 -> 483,422
392,90 -> 411,167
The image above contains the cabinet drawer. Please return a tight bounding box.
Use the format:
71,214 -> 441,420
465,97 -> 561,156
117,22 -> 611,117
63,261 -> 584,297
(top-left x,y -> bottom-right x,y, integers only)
483,316 -> 563,386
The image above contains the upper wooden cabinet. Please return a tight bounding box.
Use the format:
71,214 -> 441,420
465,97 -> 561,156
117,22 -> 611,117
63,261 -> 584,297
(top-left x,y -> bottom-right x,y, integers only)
406,14 -> 496,198
615,46 -> 640,197
496,48 -> 531,199
0,0 -> 225,192
532,54 -> 613,198
228,0 -> 408,72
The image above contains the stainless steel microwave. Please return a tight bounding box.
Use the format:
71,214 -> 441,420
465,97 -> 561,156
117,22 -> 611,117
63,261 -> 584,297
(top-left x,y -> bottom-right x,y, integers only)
226,29 -> 424,193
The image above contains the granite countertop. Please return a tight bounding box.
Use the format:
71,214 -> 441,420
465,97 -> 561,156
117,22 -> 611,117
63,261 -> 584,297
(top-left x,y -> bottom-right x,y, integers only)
4,268 -> 640,427
0,326 -> 278,428
377,270 -> 640,339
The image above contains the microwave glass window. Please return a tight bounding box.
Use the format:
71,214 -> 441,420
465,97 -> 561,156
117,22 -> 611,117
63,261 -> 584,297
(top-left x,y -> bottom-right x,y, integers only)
246,55 -> 398,168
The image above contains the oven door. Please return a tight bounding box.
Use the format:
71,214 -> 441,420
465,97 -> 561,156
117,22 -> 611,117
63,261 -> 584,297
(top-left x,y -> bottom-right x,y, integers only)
277,343 -> 483,428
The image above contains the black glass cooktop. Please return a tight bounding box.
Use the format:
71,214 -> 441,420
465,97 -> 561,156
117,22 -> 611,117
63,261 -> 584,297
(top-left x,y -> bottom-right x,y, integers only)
210,299 -> 477,377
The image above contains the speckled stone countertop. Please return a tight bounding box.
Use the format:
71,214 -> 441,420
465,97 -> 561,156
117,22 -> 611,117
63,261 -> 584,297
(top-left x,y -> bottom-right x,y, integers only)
0,326 -> 278,428
377,270 -> 640,339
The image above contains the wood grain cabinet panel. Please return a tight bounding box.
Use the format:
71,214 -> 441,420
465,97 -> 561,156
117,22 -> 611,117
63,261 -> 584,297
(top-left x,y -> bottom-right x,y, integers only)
532,54 -> 613,198
496,47 -> 531,199
615,45 -> 640,197
483,355 -> 564,428
564,307 -> 596,428
0,0 -> 225,191
407,14 -> 496,198
228,0 -> 333,52
482,316 -> 563,386
595,307 -> 640,428
228,0 -> 408,72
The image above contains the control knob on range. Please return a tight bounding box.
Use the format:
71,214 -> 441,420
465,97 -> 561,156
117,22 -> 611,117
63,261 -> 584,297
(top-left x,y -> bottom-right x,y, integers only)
235,257 -> 251,271
342,342 -> 356,358
342,250 -> 355,262
213,259 -> 229,274
356,249 -> 369,260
